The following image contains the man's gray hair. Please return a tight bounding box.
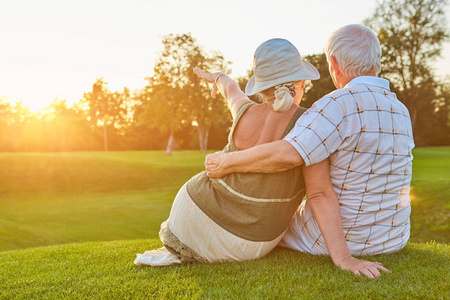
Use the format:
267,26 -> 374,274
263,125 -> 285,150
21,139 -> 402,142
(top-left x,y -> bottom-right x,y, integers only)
324,24 -> 381,78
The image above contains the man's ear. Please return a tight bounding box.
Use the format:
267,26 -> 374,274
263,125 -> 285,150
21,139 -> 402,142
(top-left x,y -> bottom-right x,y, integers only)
330,56 -> 341,76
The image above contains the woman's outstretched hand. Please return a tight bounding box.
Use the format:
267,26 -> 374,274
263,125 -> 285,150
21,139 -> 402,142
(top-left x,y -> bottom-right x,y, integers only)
338,256 -> 390,278
193,67 -> 220,99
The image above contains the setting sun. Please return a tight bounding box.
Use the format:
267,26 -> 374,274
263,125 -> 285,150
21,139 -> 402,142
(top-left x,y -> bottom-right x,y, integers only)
2,0 -> 448,112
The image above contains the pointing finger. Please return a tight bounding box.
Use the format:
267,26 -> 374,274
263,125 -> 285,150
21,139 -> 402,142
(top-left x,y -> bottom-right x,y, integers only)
211,85 -> 218,99
193,67 -> 201,77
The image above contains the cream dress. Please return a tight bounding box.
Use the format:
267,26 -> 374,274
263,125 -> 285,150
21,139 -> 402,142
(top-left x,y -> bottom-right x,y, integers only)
134,103 -> 306,266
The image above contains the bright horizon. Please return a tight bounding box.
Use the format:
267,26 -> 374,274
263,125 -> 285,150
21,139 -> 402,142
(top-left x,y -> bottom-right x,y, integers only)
1,0 -> 449,112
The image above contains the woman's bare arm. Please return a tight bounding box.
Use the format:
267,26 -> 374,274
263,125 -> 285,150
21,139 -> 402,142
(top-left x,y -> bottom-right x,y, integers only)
193,67 -> 251,119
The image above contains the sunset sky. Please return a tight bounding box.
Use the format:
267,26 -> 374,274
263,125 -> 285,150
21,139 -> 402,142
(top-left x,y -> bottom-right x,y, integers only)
1,0 -> 449,111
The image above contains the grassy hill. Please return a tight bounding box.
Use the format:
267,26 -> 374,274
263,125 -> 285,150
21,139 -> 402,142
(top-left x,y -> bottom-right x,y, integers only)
409,147 -> 450,242
1,239 -> 448,299
0,148 -> 449,298
0,151 -> 205,251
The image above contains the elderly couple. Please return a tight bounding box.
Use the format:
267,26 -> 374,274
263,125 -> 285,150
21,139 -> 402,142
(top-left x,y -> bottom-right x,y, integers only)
135,24 -> 414,278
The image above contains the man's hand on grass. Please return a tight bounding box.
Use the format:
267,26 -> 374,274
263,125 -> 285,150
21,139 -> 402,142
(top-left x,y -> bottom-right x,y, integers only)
338,256 -> 390,278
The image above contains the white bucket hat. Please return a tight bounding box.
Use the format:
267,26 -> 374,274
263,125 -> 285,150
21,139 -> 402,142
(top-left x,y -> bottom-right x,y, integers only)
245,38 -> 320,96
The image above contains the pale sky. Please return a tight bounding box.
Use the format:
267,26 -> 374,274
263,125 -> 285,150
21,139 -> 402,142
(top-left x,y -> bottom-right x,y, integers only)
1,0 -> 449,111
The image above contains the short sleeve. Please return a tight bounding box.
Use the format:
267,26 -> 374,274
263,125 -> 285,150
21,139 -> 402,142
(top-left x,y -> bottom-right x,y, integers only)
284,96 -> 346,166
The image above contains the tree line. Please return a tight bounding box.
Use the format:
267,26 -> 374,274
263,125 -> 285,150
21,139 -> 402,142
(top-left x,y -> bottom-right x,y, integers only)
1,0 -> 449,153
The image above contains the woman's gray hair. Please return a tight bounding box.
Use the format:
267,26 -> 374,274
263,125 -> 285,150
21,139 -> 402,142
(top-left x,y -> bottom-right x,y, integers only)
324,24 -> 381,78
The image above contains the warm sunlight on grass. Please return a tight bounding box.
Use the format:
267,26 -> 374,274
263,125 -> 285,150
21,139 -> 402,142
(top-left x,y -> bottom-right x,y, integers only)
410,147 -> 450,243
0,147 -> 448,252
0,151 -> 207,251
409,186 -> 415,201
0,148 -> 449,299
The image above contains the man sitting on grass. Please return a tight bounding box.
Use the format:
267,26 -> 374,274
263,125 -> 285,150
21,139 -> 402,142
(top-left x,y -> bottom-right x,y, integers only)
205,24 -> 414,277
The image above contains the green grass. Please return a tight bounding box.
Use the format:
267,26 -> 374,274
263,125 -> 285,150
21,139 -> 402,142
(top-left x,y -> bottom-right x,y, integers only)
0,151 -> 206,251
409,147 -> 450,243
0,148 -> 449,299
0,240 -> 448,299
0,148 -> 448,251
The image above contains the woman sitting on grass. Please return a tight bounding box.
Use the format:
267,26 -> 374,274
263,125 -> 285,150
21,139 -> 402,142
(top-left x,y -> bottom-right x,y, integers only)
135,38 -> 387,278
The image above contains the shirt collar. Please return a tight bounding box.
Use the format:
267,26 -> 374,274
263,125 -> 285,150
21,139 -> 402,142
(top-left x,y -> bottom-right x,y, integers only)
344,76 -> 390,91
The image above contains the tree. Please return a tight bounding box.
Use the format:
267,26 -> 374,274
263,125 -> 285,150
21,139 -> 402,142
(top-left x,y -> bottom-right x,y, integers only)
182,49 -> 231,153
364,0 -> 449,132
38,98 -> 97,151
82,78 -> 127,151
236,69 -> 260,104
302,54 -> 336,108
1,101 -> 34,152
430,78 -> 450,145
0,98 -> 14,151
138,33 -> 231,154
137,78 -> 185,154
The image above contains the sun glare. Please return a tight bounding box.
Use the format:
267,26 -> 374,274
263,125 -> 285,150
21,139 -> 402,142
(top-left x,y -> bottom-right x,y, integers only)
21,100 -> 51,113
0,0 -> 448,118
3,94 -> 62,113
0,71 -> 148,114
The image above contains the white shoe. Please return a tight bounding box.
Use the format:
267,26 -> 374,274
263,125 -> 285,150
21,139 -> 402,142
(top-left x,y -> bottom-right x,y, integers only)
134,247 -> 182,266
